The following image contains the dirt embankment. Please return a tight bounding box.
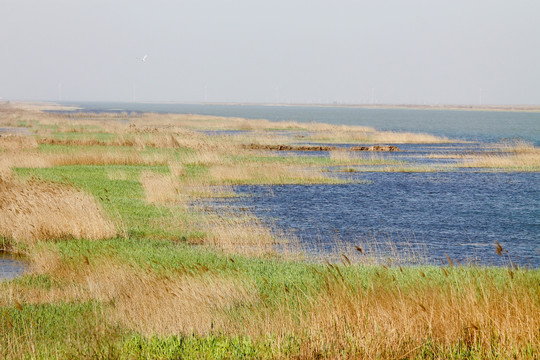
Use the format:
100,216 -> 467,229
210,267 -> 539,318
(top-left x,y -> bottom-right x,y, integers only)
243,144 -> 400,152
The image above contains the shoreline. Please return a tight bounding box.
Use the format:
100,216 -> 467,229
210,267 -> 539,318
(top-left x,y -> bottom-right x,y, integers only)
6,100 -> 540,113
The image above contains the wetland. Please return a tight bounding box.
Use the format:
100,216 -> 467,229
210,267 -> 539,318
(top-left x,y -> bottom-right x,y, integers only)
0,102 -> 539,359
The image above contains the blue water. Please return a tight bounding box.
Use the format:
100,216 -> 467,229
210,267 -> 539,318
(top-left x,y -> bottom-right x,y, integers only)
228,172 -> 539,267
0,253 -> 26,281
60,102 -> 540,145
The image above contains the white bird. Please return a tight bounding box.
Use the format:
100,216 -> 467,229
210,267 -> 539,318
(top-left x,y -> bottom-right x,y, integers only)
137,55 -> 148,62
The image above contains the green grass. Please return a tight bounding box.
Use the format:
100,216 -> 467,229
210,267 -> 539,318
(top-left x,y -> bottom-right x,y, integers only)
13,165 -> 203,241
0,301 -> 126,359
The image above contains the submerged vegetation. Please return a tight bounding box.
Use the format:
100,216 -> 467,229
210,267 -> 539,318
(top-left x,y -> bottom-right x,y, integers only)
1,103 -> 539,359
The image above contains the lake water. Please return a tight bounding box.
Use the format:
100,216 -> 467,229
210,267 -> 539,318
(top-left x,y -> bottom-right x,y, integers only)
226,172 -> 539,267
61,102 -> 539,267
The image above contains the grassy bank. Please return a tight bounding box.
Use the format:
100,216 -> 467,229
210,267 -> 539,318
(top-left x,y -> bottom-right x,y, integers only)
1,238 -> 538,359
1,103 -> 539,359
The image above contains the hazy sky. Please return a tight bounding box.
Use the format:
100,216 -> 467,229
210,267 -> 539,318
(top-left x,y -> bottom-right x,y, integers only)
1,0 -> 539,104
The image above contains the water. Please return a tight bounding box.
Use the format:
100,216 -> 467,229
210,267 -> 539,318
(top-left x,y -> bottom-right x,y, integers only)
58,102 -> 539,267
60,102 -> 540,145
228,172 -> 539,267
0,253 -> 26,280
0,127 -> 31,135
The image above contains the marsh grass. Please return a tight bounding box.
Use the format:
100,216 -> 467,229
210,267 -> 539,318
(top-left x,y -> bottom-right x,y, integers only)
140,171 -> 182,204
0,134 -> 38,151
84,263 -> 255,336
208,162 -> 346,185
458,140 -> 540,171
307,128 -> 450,144
267,265 -> 539,359
0,178 -> 117,244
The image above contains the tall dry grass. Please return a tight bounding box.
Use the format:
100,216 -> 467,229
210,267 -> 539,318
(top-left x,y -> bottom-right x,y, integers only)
139,169 -> 276,252
0,178 -> 117,243
460,141 -> 540,170
0,135 -> 38,151
85,263 -> 253,336
140,171 -> 182,204
1,256 -> 253,336
308,128 -> 449,143
208,162 -> 336,184
1,149 -> 171,170
232,266 -> 539,359
182,150 -> 229,166
202,215 -> 278,254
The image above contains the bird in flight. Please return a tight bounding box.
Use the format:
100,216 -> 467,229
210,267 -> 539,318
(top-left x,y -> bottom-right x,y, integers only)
137,55 -> 148,62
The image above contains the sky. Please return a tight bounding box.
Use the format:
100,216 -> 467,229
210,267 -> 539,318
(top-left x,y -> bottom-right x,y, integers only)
1,0 -> 539,104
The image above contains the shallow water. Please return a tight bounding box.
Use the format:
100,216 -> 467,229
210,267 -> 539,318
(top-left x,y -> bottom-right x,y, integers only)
0,253 -> 26,280
226,172 -> 539,267
0,127 -> 31,135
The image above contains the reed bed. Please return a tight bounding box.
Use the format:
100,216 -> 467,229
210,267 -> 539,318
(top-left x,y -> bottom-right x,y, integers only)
327,149 -> 389,165
84,263 -> 254,336
458,141 -> 540,171
208,162 -> 342,185
202,215 -> 278,253
461,152 -> 540,171
0,178 -> 117,243
2,149 -> 171,169
182,150 -> 230,166
243,265 -> 539,359
308,128 -> 450,144
0,135 -> 38,151
140,171 -> 182,204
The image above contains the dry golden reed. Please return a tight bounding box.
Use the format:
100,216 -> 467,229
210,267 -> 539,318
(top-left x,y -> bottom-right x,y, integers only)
0,179 -> 117,243
85,264 -> 253,336
208,162 -> 334,184
2,148 -> 170,169
459,141 -> 540,171
0,258 -> 253,336
140,171 -> 181,204
202,215 -> 277,254
233,267 -> 539,359
0,135 -> 38,151
168,161 -> 186,178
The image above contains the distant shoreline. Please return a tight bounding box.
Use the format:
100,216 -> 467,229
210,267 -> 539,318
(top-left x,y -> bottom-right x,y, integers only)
6,100 -> 540,113
215,102 -> 540,113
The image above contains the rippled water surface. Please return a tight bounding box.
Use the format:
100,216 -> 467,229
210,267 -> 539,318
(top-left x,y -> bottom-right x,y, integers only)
227,172 -> 539,267
0,253 -> 26,280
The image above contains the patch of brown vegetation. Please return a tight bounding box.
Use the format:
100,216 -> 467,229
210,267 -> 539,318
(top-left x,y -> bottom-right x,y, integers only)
1,255 -> 253,336
140,171 -> 181,204
459,141 -> 540,171
0,135 -> 38,151
0,178 -> 117,243
86,263 -> 253,336
208,162 -> 338,185
202,214 -> 278,254
235,267 -> 539,359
